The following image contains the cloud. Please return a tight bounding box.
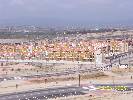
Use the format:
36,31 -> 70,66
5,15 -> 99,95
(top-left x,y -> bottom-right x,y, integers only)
0,0 -> 133,25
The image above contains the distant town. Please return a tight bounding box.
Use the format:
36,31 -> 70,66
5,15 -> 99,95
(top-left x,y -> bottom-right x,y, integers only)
0,26 -> 133,100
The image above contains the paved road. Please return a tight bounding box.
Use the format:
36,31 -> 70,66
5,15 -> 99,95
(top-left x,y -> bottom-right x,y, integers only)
0,86 -> 88,100
0,59 -> 94,65
0,83 -> 133,100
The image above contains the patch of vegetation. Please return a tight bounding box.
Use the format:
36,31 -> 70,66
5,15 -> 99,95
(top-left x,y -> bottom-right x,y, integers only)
97,86 -> 128,91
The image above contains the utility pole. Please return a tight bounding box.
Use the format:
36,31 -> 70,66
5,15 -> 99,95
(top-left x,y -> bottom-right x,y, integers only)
78,73 -> 81,87
78,64 -> 81,87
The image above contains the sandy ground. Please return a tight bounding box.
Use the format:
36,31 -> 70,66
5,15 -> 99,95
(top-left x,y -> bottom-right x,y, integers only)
0,63 -> 133,100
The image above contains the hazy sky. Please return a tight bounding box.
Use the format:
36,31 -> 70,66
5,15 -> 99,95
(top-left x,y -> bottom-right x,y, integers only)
0,0 -> 133,26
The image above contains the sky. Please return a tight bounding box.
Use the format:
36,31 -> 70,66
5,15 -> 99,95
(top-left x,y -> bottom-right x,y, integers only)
0,0 -> 133,26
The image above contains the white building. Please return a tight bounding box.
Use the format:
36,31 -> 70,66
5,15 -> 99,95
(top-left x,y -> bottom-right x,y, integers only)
95,49 -> 104,66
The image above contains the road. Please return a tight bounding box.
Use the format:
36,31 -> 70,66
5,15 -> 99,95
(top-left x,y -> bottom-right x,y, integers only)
0,83 -> 133,100
0,59 -> 94,65
0,86 -> 87,100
